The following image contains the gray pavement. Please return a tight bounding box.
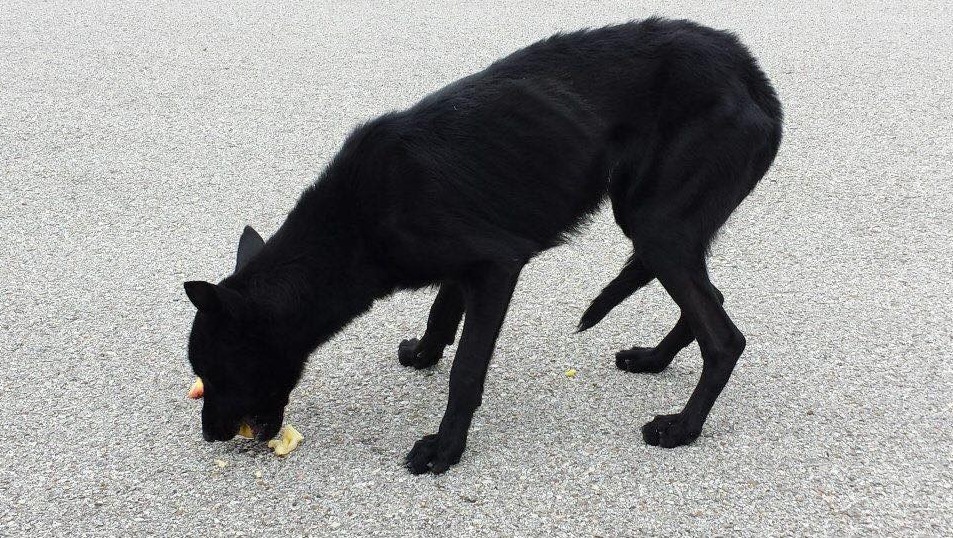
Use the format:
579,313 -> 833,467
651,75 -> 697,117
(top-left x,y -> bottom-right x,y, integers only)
1,1 -> 951,536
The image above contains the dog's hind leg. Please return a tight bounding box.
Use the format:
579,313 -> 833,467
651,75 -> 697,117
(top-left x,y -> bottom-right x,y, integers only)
398,282 -> 465,369
405,263 -> 522,474
577,249 -> 725,375
619,108 -> 774,447
615,285 -> 724,373
638,249 -> 744,448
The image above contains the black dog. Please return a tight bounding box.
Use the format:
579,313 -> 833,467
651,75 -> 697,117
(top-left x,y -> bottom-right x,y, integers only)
184,18 -> 782,474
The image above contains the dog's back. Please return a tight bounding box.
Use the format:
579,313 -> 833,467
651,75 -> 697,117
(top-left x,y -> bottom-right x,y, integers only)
335,19 -> 781,284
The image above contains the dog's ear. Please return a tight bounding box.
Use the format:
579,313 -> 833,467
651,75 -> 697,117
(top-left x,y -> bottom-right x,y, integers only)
235,225 -> 265,272
184,281 -> 244,315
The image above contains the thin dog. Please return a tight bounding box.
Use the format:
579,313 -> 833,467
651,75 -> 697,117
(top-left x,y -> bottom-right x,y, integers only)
184,18 -> 782,474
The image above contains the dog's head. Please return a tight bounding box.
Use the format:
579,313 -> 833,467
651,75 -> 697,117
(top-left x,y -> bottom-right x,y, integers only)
184,226 -> 298,443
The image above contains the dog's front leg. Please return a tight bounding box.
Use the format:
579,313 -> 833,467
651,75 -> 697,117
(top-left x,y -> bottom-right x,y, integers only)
404,263 -> 522,475
398,282 -> 465,369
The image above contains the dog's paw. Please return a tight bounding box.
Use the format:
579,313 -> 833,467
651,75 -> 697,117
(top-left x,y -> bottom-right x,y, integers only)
398,338 -> 442,369
642,413 -> 701,448
615,347 -> 671,373
404,433 -> 463,475
397,338 -> 420,366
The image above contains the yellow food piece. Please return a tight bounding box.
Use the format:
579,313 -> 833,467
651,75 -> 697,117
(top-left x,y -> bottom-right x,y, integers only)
237,423 -> 254,439
214,458 -> 227,468
267,425 -> 304,456
187,377 -> 204,399
565,368 -> 577,378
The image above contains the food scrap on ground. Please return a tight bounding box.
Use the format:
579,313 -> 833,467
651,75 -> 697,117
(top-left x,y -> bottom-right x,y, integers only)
267,425 -> 304,456
187,377 -> 204,399
213,458 -> 227,468
187,376 -> 302,455
565,368 -> 578,378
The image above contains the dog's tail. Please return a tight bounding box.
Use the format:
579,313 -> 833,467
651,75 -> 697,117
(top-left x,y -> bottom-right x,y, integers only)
577,255 -> 653,332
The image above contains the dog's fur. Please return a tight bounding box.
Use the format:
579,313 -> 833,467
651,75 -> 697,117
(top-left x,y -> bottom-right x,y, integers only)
184,18 -> 782,474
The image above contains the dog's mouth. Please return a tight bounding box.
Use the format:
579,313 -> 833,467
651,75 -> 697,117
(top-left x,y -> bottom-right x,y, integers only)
203,412 -> 281,443
239,418 -> 281,442
234,421 -> 257,439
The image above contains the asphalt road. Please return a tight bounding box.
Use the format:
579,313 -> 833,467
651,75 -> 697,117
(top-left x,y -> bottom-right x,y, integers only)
1,1 -> 951,536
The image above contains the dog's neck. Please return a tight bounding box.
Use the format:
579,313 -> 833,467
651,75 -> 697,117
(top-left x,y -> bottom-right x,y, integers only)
226,177 -> 387,359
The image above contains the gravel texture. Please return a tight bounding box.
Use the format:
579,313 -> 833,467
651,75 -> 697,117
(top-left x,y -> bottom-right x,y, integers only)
1,1 -> 951,536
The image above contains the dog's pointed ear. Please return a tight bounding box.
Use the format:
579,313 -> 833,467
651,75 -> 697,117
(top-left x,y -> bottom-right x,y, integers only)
235,225 -> 265,272
184,281 -> 222,312
184,281 -> 241,314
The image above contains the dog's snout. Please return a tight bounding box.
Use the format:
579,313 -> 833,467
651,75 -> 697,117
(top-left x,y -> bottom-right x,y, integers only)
201,421 -> 235,442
